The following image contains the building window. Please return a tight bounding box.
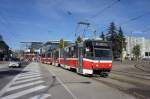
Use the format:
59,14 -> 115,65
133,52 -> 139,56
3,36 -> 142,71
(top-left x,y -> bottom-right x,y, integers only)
145,52 -> 148,56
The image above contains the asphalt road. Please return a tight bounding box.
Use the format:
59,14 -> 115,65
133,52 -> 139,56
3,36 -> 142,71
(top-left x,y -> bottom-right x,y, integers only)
0,62 -> 149,99
109,61 -> 150,99
0,63 -> 24,90
43,63 -> 136,99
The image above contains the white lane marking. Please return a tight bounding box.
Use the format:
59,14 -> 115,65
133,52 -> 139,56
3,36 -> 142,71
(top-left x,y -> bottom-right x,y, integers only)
18,74 -> 40,78
30,94 -> 51,99
21,72 -> 41,75
13,77 -> 42,85
18,73 -> 42,78
7,80 -> 45,92
1,85 -> 47,99
48,69 -> 77,99
0,74 -> 19,97
16,75 -> 41,80
0,63 -> 44,98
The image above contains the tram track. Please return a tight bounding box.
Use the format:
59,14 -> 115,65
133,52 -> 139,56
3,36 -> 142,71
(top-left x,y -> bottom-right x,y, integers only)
91,73 -> 150,99
91,62 -> 150,99
92,76 -> 149,99
111,70 -> 150,80
134,63 -> 150,73
45,61 -> 150,98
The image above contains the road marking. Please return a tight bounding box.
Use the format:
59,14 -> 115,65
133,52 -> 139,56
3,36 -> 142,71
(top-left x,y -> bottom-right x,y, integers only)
16,75 -> 41,80
1,85 -> 47,99
7,80 -> 45,92
18,74 -> 41,78
30,94 -> 51,99
21,71 -> 41,74
0,74 -> 19,97
47,69 -> 78,99
18,73 -> 42,77
18,74 -> 40,78
13,77 -> 42,85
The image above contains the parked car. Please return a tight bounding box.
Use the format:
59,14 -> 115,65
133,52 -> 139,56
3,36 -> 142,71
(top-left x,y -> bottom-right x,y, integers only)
9,61 -> 21,68
8,58 -> 21,68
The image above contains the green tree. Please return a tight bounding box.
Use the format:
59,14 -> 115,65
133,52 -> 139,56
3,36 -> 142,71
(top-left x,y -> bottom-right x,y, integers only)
106,22 -> 117,41
59,38 -> 64,48
132,44 -> 141,61
105,22 -> 126,60
118,27 -> 126,61
75,36 -> 82,44
0,34 -> 9,60
106,22 -> 118,59
100,32 -> 105,40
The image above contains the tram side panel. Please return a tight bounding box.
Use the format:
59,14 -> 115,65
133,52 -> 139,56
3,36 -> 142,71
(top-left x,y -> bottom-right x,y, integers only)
66,58 -> 77,69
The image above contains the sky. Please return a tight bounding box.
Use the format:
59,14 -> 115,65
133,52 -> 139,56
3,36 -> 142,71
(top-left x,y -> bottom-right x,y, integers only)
0,0 -> 150,50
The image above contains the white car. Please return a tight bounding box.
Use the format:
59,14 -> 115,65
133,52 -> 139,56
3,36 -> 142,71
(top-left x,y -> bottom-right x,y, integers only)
9,61 -> 21,68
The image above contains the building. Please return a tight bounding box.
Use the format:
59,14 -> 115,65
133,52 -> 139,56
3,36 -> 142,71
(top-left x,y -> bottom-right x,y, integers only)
0,40 -> 9,60
20,42 -> 43,61
41,40 -> 73,57
125,36 -> 150,59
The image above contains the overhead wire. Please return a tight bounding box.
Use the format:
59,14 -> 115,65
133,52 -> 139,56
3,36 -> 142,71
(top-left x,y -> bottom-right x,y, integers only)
85,0 -> 121,37
120,11 -> 150,26
89,0 -> 121,20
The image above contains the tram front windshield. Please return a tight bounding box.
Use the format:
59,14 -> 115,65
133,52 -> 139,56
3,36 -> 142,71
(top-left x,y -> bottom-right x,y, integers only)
94,49 -> 112,58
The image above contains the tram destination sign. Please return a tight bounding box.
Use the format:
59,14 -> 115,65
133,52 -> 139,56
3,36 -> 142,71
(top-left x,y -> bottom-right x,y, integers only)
93,42 -> 111,49
94,42 -> 109,46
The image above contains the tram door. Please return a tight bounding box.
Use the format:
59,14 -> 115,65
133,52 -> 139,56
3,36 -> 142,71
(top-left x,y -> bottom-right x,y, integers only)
77,46 -> 83,74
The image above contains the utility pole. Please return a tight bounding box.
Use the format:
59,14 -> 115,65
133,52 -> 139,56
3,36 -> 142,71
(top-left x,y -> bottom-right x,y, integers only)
130,32 -> 133,60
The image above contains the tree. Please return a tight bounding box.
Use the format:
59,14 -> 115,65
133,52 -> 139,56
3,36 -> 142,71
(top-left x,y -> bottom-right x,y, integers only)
75,36 -> 82,44
100,32 -> 105,40
118,27 -> 126,61
59,38 -> 64,48
132,44 -> 141,61
106,22 -> 118,59
118,27 -> 123,37
106,22 -> 117,41
105,22 -> 126,60
0,34 -> 9,60
0,35 -> 3,41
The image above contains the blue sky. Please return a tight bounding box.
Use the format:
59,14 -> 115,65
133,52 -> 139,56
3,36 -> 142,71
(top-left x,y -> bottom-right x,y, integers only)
0,0 -> 150,49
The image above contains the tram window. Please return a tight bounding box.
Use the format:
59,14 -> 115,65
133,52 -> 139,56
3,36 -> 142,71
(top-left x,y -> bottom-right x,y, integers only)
85,41 -> 92,48
95,49 -> 112,57
85,47 -> 93,58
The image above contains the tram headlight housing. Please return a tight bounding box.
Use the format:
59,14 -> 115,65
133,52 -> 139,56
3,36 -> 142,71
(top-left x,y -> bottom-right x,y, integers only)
108,64 -> 112,67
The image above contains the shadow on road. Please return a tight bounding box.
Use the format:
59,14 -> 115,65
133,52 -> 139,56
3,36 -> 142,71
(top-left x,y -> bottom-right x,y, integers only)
0,69 -> 28,79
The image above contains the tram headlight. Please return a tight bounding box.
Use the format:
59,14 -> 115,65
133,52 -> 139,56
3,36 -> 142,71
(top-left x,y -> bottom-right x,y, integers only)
108,64 -> 112,67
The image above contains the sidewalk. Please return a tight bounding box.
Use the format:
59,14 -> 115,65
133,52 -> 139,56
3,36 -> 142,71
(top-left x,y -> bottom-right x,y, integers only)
0,61 -> 8,64
0,62 -> 8,69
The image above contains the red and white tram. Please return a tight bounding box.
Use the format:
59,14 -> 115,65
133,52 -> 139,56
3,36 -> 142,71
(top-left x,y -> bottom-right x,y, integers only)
50,38 -> 112,76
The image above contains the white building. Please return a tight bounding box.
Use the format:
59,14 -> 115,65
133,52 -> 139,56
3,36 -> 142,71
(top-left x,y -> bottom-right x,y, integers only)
125,36 -> 150,59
